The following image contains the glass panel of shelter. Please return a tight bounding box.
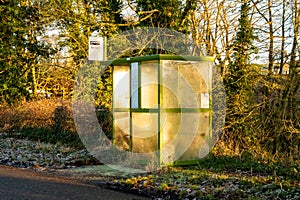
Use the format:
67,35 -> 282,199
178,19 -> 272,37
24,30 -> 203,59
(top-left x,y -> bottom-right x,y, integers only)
113,64 -> 131,151
140,61 -> 159,109
160,60 -> 210,164
161,60 -> 209,109
113,65 -> 130,109
131,61 -> 159,154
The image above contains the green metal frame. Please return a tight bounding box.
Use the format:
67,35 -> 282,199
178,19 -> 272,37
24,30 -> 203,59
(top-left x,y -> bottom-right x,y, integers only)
104,54 -> 214,65
111,54 -> 214,166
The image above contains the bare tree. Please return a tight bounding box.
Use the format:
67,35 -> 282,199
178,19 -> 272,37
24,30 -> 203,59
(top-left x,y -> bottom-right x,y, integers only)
190,0 -> 241,76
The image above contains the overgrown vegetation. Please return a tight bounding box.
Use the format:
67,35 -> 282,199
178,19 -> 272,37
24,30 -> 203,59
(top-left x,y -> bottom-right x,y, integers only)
215,0 -> 300,167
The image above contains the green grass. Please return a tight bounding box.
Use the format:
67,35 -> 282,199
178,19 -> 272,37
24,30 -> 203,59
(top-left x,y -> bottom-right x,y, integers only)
117,155 -> 300,199
190,155 -> 300,182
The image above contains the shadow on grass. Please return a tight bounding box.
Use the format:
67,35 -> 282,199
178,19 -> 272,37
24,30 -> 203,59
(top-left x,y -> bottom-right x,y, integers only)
183,154 -> 300,182
10,127 -> 84,149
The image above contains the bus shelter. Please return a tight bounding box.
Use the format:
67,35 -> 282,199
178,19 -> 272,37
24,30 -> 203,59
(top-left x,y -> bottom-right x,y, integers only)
111,54 -> 213,166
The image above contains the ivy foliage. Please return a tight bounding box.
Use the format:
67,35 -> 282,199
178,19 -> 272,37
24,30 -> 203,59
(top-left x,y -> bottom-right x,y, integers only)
223,0 -> 258,151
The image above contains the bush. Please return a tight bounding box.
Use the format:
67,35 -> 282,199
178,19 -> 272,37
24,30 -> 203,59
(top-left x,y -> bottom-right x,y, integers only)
0,99 -> 114,149
0,99 -> 82,148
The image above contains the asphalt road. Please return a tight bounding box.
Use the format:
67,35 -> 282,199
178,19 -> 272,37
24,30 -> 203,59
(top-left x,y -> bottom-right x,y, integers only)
0,165 -> 150,200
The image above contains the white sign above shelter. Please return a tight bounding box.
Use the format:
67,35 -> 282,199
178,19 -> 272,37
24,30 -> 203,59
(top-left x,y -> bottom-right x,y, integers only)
88,37 -> 105,61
